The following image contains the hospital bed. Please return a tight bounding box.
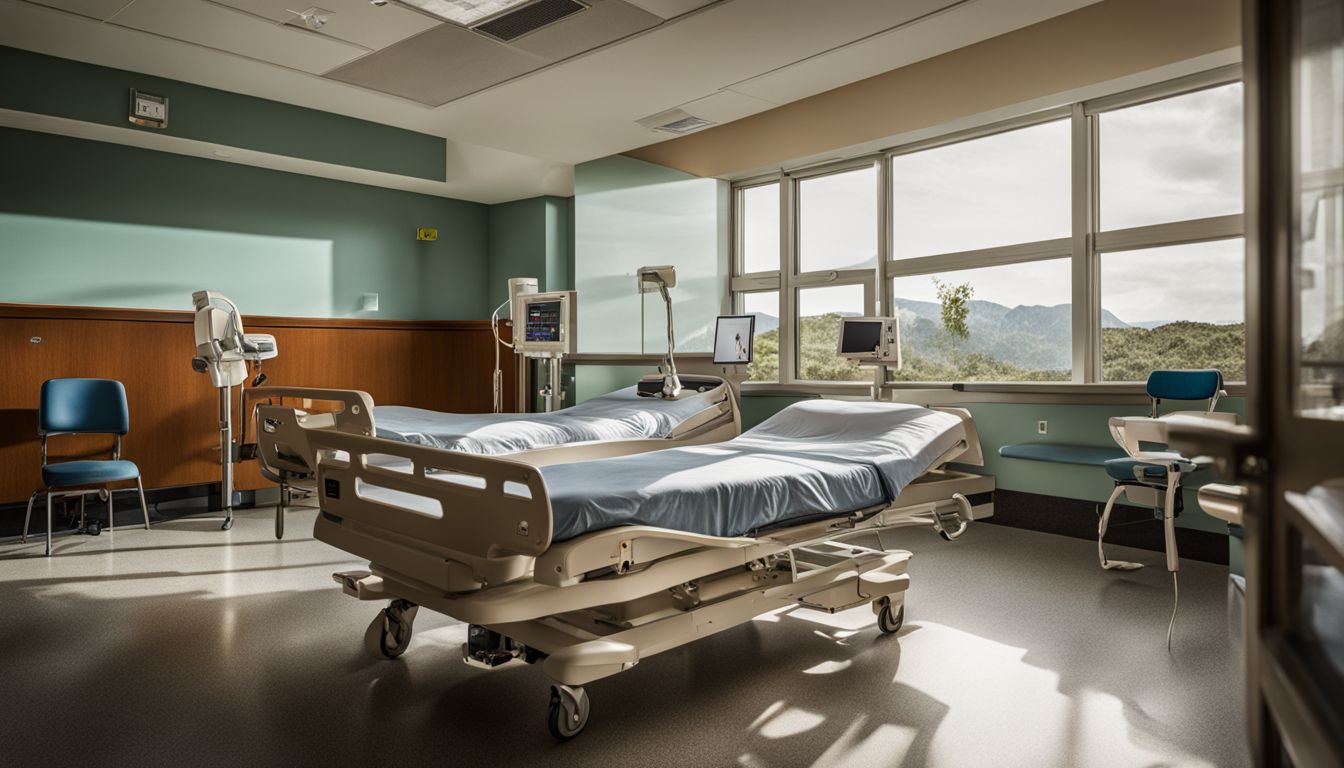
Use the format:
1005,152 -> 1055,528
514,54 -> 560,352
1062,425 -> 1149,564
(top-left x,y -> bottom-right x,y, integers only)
311,399 -> 993,738
251,377 -> 740,538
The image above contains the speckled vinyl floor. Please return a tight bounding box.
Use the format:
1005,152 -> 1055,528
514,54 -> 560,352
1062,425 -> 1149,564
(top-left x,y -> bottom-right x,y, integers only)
0,506 -> 1249,768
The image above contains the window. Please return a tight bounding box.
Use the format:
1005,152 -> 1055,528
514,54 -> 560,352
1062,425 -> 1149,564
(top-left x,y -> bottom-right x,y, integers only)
1099,239 -> 1246,381
892,260 -> 1073,381
891,119 -> 1071,259
798,166 -> 877,272
797,284 -> 869,381
739,183 -> 780,275
1098,82 -> 1244,231
1095,81 -> 1246,381
730,69 -> 1246,389
740,291 -> 780,382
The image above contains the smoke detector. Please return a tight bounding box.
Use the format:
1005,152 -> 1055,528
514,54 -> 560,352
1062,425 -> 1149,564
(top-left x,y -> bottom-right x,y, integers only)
637,108 -> 716,135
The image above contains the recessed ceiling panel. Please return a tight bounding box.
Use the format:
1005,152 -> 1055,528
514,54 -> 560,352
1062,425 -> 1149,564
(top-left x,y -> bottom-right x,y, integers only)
211,0 -> 443,50
622,0 -> 716,20
24,0 -> 130,21
323,23 -> 547,106
504,0 -> 661,60
109,0 -> 369,74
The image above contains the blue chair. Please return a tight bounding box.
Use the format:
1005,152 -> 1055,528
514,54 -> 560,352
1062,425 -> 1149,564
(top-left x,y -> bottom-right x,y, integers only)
1097,369 -> 1236,645
22,379 -> 150,556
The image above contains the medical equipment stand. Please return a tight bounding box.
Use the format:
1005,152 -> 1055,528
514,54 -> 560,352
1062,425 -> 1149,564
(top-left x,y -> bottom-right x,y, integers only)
538,355 -> 564,413
191,291 -> 277,531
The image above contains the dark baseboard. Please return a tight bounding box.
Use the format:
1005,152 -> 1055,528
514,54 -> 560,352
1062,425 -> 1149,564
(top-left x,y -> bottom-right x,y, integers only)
0,483 -> 280,540
984,489 -> 1229,566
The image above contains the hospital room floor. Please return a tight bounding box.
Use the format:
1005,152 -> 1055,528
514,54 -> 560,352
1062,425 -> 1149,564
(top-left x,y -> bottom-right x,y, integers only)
0,506 -> 1249,768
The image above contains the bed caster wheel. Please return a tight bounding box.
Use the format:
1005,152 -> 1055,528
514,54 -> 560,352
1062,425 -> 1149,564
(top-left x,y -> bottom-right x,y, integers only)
364,600 -> 417,660
877,603 -> 905,635
547,685 -> 590,740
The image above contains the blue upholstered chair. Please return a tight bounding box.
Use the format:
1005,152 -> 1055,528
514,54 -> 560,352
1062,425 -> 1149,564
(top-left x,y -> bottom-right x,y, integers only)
22,379 -> 150,556
1097,369 -> 1236,645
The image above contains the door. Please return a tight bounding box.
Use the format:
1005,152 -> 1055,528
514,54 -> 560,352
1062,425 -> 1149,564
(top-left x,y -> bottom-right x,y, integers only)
1233,1 -> 1344,765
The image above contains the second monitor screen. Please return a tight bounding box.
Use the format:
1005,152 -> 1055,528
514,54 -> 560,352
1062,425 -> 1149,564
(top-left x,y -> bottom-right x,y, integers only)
840,320 -> 883,355
714,315 -> 756,364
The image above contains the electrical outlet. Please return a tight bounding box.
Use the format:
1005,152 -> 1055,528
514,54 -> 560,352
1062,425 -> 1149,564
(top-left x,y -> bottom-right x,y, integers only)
1037,420 -> 1048,435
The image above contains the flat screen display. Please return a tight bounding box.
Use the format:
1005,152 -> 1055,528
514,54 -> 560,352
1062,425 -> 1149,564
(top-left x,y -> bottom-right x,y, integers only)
713,315 -> 755,364
524,299 -> 563,343
840,320 -> 883,355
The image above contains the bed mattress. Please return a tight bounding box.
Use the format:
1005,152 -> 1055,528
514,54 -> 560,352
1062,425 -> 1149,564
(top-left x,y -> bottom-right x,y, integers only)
540,400 -> 966,542
371,385 -> 723,455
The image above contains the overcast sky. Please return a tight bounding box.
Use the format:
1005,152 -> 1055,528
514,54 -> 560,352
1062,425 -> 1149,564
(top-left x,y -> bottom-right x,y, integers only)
741,83 -> 1246,326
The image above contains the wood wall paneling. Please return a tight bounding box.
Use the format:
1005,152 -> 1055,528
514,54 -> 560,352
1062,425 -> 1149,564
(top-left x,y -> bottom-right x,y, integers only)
0,303 -> 514,505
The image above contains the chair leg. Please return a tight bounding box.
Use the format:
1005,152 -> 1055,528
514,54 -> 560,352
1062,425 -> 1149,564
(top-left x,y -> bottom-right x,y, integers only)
136,477 -> 150,530
1163,473 -> 1183,650
80,493 -> 87,531
45,493 -> 53,557
275,481 -> 287,541
23,491 -> 39,543
1098,485 -> 1143,571
107,487 -> 114,539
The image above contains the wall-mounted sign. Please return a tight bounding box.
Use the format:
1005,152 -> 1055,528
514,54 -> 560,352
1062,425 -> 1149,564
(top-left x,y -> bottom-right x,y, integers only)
129,89 -> 168,129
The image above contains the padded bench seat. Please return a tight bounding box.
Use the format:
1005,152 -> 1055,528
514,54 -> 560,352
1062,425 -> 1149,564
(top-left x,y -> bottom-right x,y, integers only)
998,443 -> 1127,467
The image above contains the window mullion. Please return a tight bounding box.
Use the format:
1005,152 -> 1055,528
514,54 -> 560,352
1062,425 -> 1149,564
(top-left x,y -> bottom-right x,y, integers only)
1071,103 -> 1095,384
780,174 -> 798,385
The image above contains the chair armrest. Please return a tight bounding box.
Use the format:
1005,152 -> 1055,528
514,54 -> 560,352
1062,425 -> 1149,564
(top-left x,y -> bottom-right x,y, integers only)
1108,416 -> 1168,457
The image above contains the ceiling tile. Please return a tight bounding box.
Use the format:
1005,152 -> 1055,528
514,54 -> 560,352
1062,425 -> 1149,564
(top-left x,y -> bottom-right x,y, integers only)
210,0 -> 442,50
505,0 -> 661,60
108,0 -> 368,74
323,23 -> 547,106
622,0 -> 716,20
23,0 -> 134,21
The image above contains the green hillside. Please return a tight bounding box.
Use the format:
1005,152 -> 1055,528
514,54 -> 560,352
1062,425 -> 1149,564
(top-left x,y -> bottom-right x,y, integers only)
750,313 -> 1245,382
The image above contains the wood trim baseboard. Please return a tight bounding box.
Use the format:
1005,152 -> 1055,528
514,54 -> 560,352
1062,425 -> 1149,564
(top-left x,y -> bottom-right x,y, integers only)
0,302 -> 497,331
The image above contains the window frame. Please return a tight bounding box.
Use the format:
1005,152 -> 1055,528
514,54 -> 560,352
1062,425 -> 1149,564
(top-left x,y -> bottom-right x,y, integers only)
729,63 -> 1245,393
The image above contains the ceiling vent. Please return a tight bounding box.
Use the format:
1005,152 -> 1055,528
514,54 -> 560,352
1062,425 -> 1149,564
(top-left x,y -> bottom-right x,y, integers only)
473,0 -> 588,43
637,107 -> 716,135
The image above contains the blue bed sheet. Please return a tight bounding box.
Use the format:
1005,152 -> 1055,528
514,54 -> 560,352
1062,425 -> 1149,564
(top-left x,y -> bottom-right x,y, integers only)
540,400 -> 965,542
372,385 -> 723,455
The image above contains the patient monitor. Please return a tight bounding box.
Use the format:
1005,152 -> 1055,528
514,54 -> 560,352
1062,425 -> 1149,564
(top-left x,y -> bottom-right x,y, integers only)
837,317 -> 900,365
493,280 -> 576,413
190,291 -> 277,530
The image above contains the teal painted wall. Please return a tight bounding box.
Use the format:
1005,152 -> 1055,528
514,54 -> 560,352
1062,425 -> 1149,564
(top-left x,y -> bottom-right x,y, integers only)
573,155 -> 728,354
0,46 -> 446,180
0,128 -> 487,319
485,196 -> 573,311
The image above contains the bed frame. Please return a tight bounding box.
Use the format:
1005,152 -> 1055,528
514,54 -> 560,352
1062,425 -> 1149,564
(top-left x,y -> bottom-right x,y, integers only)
248,377 -> 741,538
306,407 -> 993,739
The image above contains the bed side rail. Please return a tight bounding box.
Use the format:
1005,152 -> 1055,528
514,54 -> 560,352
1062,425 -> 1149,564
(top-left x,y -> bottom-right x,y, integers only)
307,429 -> 554,559
251,387 -> 375,479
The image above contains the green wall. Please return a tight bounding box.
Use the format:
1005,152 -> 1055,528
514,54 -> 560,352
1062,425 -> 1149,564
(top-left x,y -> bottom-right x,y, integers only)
0,128 -> 487,319
573,155 -> 728,354
0,46 -> 445,180
485,196 -> 573,311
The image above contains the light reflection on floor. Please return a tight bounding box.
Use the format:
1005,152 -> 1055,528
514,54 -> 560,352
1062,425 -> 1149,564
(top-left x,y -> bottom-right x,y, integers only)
0,506 -> 1248,767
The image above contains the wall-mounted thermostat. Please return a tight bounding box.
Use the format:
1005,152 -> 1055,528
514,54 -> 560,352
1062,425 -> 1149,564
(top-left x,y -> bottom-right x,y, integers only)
129,89 -> 168,129
416,227 -> 438,241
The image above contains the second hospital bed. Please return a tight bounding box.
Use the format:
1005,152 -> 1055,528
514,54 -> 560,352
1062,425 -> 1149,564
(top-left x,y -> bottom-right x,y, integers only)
251,377 -> 740,537
308,399 -> 995,738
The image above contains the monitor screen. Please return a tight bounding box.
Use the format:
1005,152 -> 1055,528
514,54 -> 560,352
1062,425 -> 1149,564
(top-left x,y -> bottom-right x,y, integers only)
713,315 -> 756,364
524,299 -> 563,343
839,320 -> 883,355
